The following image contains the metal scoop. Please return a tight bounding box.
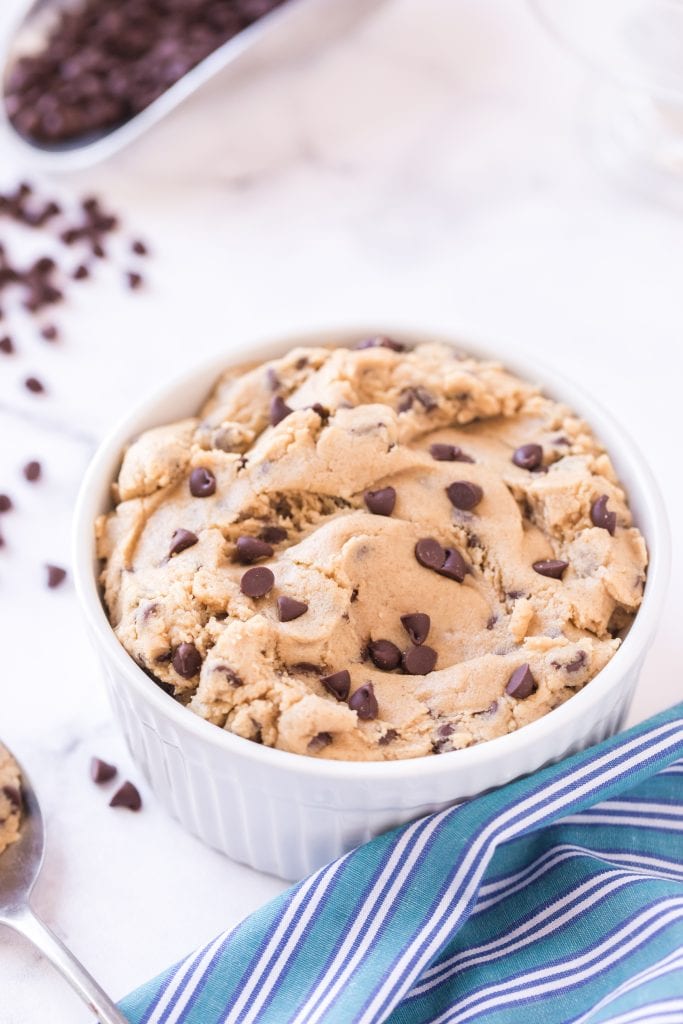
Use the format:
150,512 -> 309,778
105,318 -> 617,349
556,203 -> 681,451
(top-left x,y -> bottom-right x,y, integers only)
0,743 -> 128,1023
0,0 -> 386,172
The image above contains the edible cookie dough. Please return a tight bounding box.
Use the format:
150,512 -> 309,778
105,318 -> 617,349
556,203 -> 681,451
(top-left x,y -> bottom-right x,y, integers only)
97,339 -> 648,761
0,746 -> 22,855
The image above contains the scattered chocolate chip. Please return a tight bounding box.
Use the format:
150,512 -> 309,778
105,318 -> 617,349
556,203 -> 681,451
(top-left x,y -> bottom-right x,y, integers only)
591,495 -> 617,535
214,665 -> 243,686
532,559 -> 569,580
0,529 -> 5,548
364,486 -> 396,516
307,731 -> 332,754
90,757 -> 117,784
270,395 -> 293,426
321,669 -> 350,701
486,615 -> 497,630
379,728 -> 398,745
437,548 -> 468,583
240,566 -> 274,599
432,722 -> 454,753
0,494 -> 12,512
169,528 -> 198,557
189,466 -> 216,497
348,682 -> 378,720
235,536 -> 273,564
40,324 -> 58,341
429,443 -> 474,463
259,525 -> 287,544
277,596 -> 308,622
565,650 -> 587,673
109,781 -> 142,811
172,642 -> 202,678
46,564 -> 66,588
0,335 -> 14,354
131,239 -> 148,256
72,264 -> 89,280
512,444 -> 543,470
400,613 -> 430,646
354,336 -> 404,352
402,645 -> 437,675
126,271 -> 143,290
446,480 -> 484,511
368,639 -> 401,671
23,460 -> 41,482
415,537 -> 446,570
309,403 -> 330,421
505,663 -> 537,699
24,376 -> 45,394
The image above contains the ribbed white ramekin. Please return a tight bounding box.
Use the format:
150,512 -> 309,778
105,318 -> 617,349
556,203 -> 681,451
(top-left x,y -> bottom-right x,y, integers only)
72,328 -> 670,880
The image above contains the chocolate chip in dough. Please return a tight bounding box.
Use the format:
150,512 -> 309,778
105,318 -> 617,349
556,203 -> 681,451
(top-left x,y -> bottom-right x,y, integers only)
512,444 -> 543,470
269,395 -> 293,426
429,443 -> 474,463
505,663 -> 537,699
368,639 -> 401,671
400,613 -> 430,646
90,757 -> 117,784
189,467 -> 216,497
437,548 -> 468,583
109,781 -> 142,811
277,596 -> 308,622
402,645 -> 437,675
415,537 -> 446,570
259,525 -> 287,544
321,669 -> 351,701
348,682 -> 378,720
364,487 -> 396,516
591,494 -> 617,535
354,336 -> 405,352
169,529 -> 198,557
532,559 -> 568,580
446,481 -> 483,511
172,642 -> 202,678
235,536 -> 273,564
240,566 -> 274,599
307,732 -> 333,753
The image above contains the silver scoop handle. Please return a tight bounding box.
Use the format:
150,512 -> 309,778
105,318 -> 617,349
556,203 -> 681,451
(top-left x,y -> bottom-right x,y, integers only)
2,904 -> 129,1023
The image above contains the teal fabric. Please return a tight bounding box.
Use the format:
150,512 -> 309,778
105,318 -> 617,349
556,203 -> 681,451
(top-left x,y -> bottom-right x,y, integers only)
119,702 -> 683,1024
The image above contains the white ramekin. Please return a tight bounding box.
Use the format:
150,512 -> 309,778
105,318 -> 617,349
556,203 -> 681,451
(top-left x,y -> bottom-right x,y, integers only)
72,328 -> 670,880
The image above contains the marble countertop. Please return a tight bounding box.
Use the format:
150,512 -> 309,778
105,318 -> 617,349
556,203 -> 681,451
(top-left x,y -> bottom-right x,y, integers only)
1,0 -> 681,1019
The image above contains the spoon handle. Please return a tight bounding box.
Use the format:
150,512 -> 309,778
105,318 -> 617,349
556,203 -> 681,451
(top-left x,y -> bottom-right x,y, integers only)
4,904 -> 129,1023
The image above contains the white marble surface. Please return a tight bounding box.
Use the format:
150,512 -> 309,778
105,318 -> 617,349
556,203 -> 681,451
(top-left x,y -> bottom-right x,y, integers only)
0,0 -> 681,1020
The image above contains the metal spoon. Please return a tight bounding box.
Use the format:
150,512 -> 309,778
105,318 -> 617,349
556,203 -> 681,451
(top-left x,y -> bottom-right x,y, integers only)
0,744 -> 128,1023
0,0 -> 387,172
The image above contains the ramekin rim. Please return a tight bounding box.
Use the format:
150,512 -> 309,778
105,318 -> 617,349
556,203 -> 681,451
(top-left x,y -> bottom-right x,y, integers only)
72,324 -> 671,781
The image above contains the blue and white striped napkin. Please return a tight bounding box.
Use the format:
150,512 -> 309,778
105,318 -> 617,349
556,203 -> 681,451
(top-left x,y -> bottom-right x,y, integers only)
120,702 -> 683,1024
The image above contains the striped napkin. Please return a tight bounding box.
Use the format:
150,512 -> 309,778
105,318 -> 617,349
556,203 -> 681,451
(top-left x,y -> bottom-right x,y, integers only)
120,702 -> 683,1024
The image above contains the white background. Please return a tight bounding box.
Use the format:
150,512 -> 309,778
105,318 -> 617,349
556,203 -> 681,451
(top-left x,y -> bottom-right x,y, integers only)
0,0 -> 681,1020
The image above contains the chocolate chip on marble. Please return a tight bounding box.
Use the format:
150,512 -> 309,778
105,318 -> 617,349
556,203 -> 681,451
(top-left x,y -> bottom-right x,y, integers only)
109,781 -> 142,811
269,395 -> 293,426
400,613 -> 430,646
0,529 -> 5,548
172,642 -> 202,678
354,335 -> 405,352
189,466 -> 216,497
132,240 -> 148,256
512,444 -> 543,470
90,757 -> 117,784
446,480 -> 483,511
40,324 -> 58,341
240,566 -> 274,599
169,528 -> 198,557
368,639 -> 401,671
348,682 -> 378,720
505,663 -> 537,699
25,376 -> 45,394
415,537 -> 446,570
0,336 -> 14,354
259,525 -> 287,544
126,271 -> 143,290
307,731 -> 333,753
402,645 -> 437,675
364,486 -> 396,516
321,669 -> 350,701
72,264 -> 89,280
429,443 -> 474,463
23,460 -> 41,481
235,536 -> 273,564
590,494 -> 617,535
46,564 -> 66,588
277,596 -> 308,622
532,559 -> 569,580
0,494 -> 12,512
437,548 -> 468,583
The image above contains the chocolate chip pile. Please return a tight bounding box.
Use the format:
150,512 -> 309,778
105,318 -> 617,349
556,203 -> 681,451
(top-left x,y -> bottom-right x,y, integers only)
98,339 -> 648,761
5,0 -> 289,147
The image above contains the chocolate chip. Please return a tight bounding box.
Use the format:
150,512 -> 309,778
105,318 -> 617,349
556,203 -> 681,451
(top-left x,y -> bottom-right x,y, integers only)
235,536 -> 273,564
72,264 -> 89,280
364,486 -> 396,516
400,613 -> 430,645
307,731 -> 332,753
0,494 -> 12,512
437,548 -> 468,583
126,271 -> 143,290
23,460 -> 41,482
532,559 -> 568,580
415,537 -> 446,570
90,757 -> 117,784
46,564 -> 66,588
512,444 -> 543,470
505,663 -> 537,699
172,642 -> 202,678
270,395 -> 293,426
486,615 -> 497,630
259,525 -> 287,544
25,376 -> 45,394
240,566 -> 274,599
446,480 -> 484,511
309,403 -> 329,421
402,645 -> 437,675
368,639 -> 401,670
109,781 -> 142,811
565,650 -> 587,673
40,324 -> 58,341
189,466 -> 216,497
0,336 -> 14,354
2,784 -> 22,808
591,494 -> 617,535
266,367 -> 280,391
398,386 -> 437,412
131,239 -> 148,256
348,682 -> 378,720
379,728 -> 398,745
354,336 -> 404,352
321,669 -> 350,701
169,528 -> 198,557
429,443 -> 474,463
277,596 -> 308,622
